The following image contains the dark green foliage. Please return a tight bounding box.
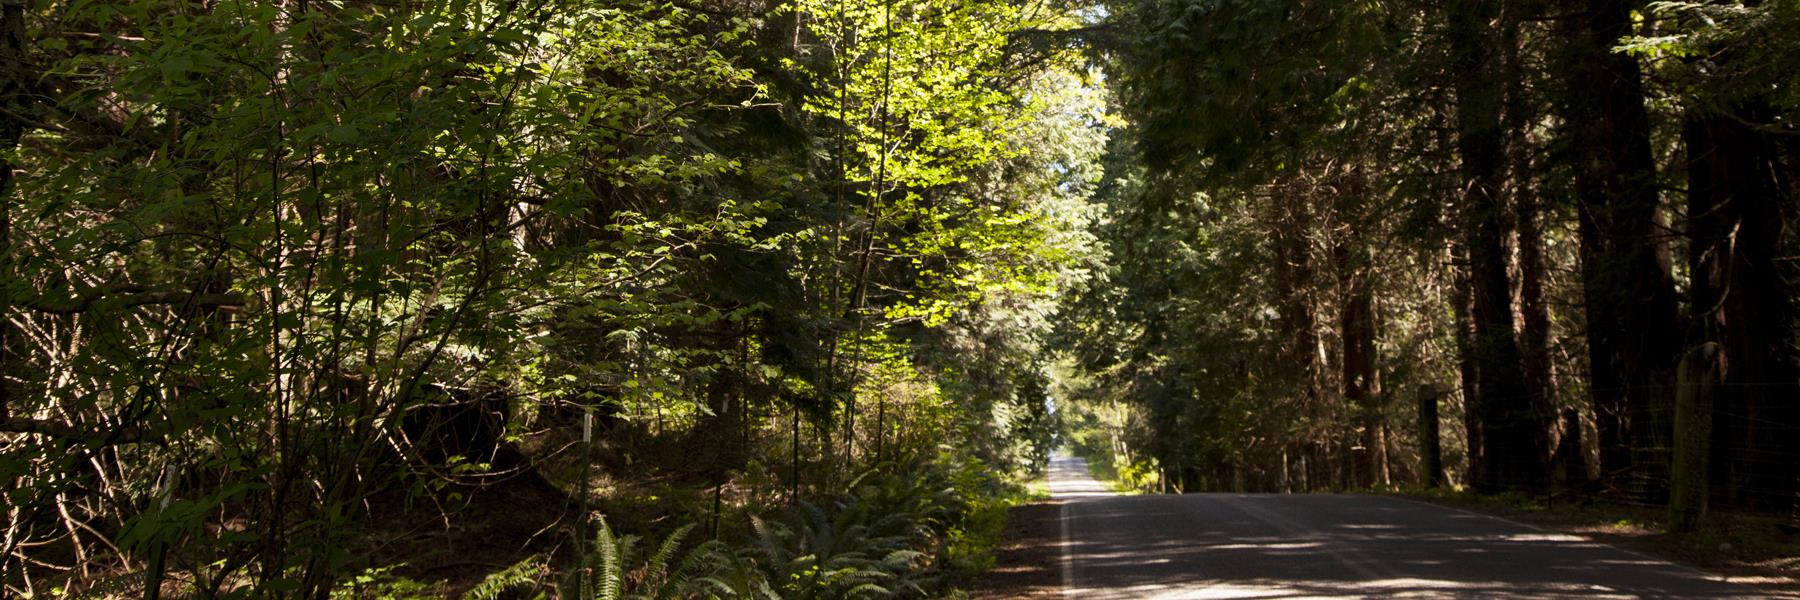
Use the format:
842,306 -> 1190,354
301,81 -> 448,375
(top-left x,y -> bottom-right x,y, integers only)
1065,0 -> 1800,523
453,456 -> 1009,599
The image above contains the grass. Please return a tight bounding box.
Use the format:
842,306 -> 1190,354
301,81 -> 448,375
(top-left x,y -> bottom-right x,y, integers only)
1024,475 -> 1051,502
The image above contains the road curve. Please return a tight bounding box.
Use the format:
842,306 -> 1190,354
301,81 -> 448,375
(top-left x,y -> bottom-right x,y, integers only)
1050,455 -> 1779,599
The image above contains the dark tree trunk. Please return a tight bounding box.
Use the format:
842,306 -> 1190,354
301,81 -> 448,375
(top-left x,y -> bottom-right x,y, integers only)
0,0 -> 28,428
0,110 -> 11,428
1450,0 -> 1549,492
1578,215 -> 1631,480
1,8 -> 37,589
1451,249 -> 1484,487
1336,237 -> 1385,488
1685,107 -> 1800,513
1521,191 -> 1592,486
1502,7 -> 1564,480
1513,183 -> 1557,390
1560,0 -> 1682,494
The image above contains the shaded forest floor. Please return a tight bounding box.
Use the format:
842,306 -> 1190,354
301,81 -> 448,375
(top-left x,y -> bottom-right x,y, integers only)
1404,491 -> 1800,596
352,476 -> 574,596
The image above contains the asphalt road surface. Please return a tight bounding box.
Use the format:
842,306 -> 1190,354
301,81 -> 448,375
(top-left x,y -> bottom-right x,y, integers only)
1049,455 -> 1777,599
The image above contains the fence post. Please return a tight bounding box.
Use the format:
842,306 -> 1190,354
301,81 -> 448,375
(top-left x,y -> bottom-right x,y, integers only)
1418,385 -> 1444,488
1669,343 -> 1719,534
578,408 -> 594,595
143,463 -> 177,600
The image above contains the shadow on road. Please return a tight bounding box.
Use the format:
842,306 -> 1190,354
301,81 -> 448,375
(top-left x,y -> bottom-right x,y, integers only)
1049,455 -> 1782,599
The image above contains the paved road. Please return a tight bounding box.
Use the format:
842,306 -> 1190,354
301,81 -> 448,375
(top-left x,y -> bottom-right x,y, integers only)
1050,455 -> 1779,599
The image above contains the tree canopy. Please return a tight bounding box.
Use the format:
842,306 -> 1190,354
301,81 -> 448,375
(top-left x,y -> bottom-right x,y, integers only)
5,0 -> 1800,595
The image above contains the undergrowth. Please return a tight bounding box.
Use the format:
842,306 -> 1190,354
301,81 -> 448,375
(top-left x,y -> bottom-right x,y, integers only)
334,454 -> 1026,599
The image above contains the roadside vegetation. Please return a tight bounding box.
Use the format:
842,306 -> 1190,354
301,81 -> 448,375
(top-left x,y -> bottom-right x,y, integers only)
0,0 -> 1101,595
390,456 -> 1033,599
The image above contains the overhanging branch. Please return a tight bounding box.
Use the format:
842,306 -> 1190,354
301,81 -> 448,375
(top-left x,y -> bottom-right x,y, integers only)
19,286 -> 247,315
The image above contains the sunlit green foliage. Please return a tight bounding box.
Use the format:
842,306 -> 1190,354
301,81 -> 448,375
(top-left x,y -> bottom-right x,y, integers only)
0,0 -> 1102,593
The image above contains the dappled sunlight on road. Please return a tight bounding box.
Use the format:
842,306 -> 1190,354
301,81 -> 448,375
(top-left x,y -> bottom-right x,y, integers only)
1049,454 -> 1115,499
1045,458 -> 1771,598
1074,578 -> 1644,600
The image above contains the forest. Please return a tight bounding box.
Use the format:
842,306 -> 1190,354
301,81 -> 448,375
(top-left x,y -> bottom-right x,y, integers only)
1062,0 -> 1800,509
0,0 -> 1796,596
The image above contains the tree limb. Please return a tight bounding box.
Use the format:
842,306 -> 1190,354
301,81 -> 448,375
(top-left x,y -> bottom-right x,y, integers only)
18,287 -> 247,315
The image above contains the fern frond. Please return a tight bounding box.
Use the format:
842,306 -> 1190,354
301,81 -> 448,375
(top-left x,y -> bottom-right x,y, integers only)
462,557 -> 547,600
662,539 -> 728,599
597,515 -> 624,600
641,523 -> 695,594
750,515 -> 788,564
878,549 -> 925,569
844,582 -> 891,598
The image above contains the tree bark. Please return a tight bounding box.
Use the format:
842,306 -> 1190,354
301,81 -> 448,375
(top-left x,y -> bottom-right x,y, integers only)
1503,19 -> 1566,482
1449,0 -> 1548,492
0,0 -> 28,429
0,0 -> 30,591
1561,0 -> 1682,494
1271,180 -> 1325,489
1336,235 -> 1385,488
1451,247 -> 1484,487
1685,105 -> 1800,512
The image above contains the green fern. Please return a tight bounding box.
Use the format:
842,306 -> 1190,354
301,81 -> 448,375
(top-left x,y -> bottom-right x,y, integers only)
560,513 -> 742,600
749,500 -> 925,599
462,557 -> 548,600
462,460 -> 983,600
595,514 -> 627,600
639,522 -> 690,596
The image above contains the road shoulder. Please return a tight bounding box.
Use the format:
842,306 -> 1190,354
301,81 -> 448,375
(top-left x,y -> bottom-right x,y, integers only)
1399,492 -> 1800,597
966,499 -> 1065,599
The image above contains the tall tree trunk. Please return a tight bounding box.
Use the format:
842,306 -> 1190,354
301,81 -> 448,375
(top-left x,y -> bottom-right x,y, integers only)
0,1 -> 29,590
1449,0 -> 1548,492
1451,247 -> 1484,487
1685,105 -> 1800,512
1336,229 -> 1384,488
0,0 -> 27,428
1272,181 -> 1324,489
1519,189 -> 1579,484
1561,0 -> 1682,494
1501,1 -> 1571,483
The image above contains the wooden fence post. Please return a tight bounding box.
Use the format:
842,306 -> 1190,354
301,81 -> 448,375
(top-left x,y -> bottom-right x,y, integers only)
1418,385 -> 1444,488
1669,343 -> 1719,533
